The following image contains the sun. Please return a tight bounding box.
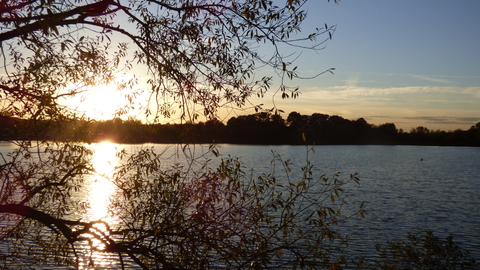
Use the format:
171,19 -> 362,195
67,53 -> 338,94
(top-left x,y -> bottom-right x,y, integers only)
77,85 -> 124,120
64,82 -> 143,121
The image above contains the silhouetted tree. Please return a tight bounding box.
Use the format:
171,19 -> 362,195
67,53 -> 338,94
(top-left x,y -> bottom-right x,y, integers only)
376,123 -> 398,144
1,0 -> 361,269
286,111 -> 310,144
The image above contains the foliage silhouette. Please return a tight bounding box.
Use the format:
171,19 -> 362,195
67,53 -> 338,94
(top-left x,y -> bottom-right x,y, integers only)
355,231 -> 478,270
0,0 -> 373,269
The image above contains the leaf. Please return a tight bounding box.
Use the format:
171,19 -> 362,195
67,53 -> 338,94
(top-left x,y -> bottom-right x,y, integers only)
298,180 -> 306,190
301,132 -> 306,142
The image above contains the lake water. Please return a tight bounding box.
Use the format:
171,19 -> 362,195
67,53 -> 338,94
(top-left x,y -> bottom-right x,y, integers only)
1,143 -> 479,268
214,144 -> 480,262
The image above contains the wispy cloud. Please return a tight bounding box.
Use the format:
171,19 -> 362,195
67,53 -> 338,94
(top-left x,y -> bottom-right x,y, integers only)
302,85 -> 480,99
370,115 -> 479,124
339,71 -> 480,86
410,75 -> 451,84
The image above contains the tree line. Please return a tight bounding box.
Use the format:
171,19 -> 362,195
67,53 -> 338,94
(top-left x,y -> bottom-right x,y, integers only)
2,111 -> 479,146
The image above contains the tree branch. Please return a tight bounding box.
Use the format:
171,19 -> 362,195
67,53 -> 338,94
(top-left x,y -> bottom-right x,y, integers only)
0,0 -> 125,42
0,204 -> 77,242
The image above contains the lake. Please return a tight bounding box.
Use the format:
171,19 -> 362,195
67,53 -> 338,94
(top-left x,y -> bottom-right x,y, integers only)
1,143 -> 479,268
215,144 -> 480,262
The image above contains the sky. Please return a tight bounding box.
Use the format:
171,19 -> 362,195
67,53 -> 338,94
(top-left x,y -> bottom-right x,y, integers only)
247,0 -> 480,131
54,0 -> 480,131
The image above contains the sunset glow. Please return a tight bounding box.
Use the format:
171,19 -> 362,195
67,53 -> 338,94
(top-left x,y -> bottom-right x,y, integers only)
75,84 -> 128,120
61,74 -> 147,121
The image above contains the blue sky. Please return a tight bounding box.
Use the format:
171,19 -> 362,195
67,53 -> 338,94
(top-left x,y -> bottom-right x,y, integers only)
251,0 -> 480,131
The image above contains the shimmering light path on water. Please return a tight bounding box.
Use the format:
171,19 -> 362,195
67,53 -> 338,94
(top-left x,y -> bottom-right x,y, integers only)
77,142 -> 121,269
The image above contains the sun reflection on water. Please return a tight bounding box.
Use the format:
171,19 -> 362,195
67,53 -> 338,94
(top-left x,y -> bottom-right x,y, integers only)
88,142 -> 117,221
78,142 -> 120,269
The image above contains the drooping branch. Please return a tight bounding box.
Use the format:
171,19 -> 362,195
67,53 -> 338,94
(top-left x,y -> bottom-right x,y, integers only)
0,203 -> 169,269
0,204 -> 78,242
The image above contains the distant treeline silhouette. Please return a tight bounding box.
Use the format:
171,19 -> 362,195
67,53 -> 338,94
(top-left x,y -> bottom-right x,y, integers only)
1,112 -> 480,146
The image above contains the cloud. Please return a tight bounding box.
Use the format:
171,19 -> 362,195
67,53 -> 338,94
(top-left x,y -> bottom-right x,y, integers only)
302,85 -> 480,99
410,75 -> 451,84
369,115 -> 480,126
